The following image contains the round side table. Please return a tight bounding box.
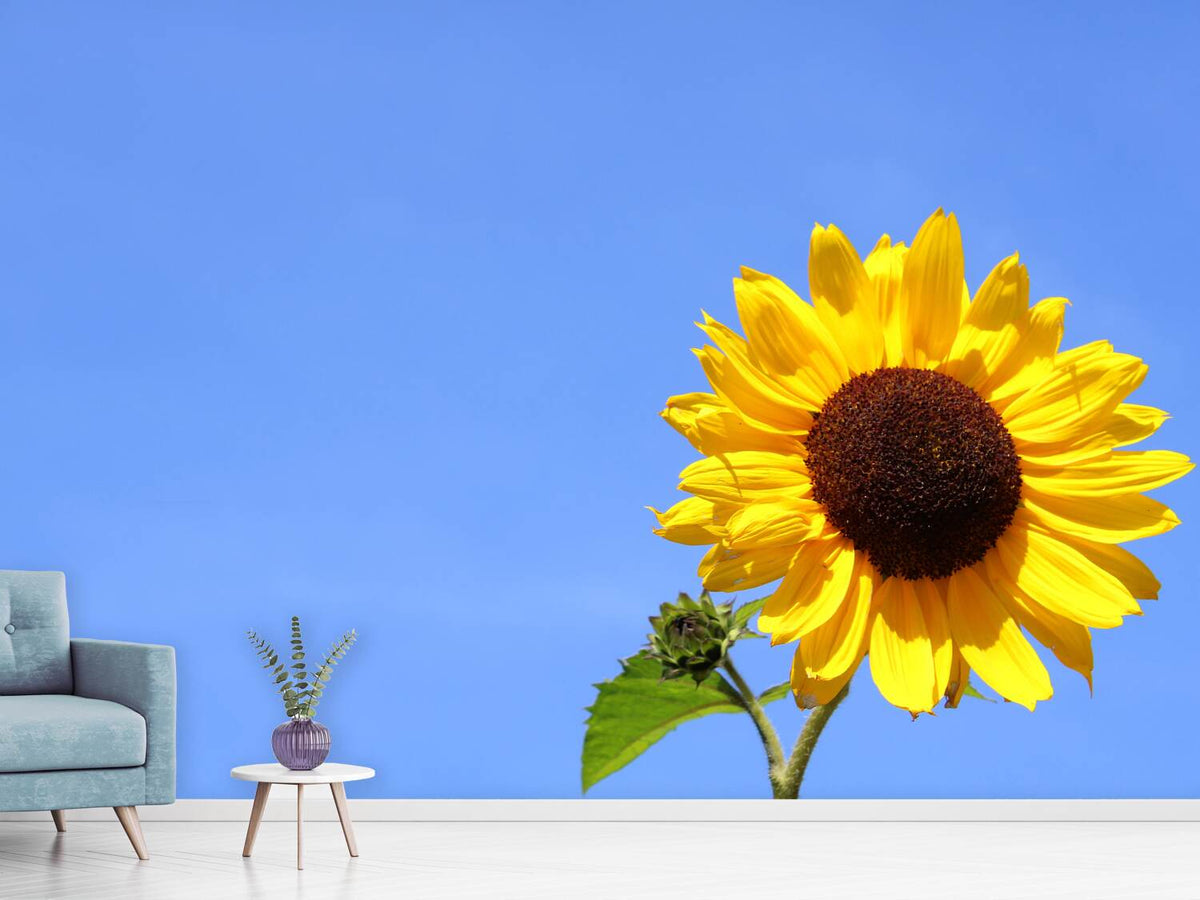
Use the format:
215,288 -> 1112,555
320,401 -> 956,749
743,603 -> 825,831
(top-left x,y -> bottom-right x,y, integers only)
231,763 -> 375,870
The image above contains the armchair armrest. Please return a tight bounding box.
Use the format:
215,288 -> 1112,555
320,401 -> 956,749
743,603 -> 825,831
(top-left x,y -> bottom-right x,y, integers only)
71,639 -> 176,805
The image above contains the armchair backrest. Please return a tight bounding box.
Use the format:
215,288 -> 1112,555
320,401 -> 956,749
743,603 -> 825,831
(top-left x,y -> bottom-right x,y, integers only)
0,570 -> 73,695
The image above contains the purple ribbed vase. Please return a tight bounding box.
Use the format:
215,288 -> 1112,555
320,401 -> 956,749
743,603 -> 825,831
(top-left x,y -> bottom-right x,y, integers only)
272,718 -> 331,770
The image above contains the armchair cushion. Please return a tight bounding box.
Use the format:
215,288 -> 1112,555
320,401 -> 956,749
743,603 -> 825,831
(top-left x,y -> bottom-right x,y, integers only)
0,694 -> 146,773
71,639 -> 176,805
0,571 -> 72,696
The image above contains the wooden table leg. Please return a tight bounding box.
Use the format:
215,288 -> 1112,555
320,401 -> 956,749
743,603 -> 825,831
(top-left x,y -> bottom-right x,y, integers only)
330,782 -> 359,857
296,783 -> 304,870
242,782 -> 272,857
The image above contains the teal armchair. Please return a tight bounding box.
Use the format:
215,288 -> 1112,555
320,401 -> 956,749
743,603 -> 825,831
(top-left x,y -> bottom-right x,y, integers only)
0,571 -> 176,859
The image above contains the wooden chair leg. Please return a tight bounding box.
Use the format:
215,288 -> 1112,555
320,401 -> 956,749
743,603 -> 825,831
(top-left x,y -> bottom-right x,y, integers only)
242,782 -> 272,857
330,782 -> 359,857
113,806 -> 149,860
50,809 -> 66,832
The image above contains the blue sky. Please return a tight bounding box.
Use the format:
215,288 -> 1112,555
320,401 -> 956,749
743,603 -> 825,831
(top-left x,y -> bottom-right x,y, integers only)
1,2 -> 1197,799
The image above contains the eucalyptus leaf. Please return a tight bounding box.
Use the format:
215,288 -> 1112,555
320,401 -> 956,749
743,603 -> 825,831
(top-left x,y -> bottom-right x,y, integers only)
250,619 -> 355,718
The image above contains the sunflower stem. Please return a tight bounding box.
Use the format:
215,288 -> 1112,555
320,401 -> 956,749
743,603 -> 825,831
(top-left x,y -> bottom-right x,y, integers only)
776,683 -> 850,800
720,658 -> 788,796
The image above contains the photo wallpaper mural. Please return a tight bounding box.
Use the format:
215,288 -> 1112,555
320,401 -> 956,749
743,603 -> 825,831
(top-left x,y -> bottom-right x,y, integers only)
1,4 -> 1196,801
584,211 -> 1190,798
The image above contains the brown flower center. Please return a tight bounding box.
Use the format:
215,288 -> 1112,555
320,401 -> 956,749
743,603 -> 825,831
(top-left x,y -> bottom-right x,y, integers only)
804,367 -> 1022,581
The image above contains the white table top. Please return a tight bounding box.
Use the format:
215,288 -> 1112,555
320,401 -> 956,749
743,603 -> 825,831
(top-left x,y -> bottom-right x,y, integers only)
230,763 -> 375,784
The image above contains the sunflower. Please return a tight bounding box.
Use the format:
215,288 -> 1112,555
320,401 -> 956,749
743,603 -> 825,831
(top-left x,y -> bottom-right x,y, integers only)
652,209 -> 1192,715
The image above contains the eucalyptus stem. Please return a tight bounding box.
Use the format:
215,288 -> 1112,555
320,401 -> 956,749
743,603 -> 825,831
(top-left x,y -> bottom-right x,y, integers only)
720,658 -> 787,796
776,683 -> 850,800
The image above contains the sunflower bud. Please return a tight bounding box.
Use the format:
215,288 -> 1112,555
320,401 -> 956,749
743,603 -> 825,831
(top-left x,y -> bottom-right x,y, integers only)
646,591 -> 753,684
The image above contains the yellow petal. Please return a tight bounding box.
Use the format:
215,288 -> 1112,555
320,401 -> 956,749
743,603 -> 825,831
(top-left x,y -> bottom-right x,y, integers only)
760,537 -> 856,643
1016,403 -> 1170,466
863,234 -> 908,366
698,544 -> 793,592
1022,450 -> 1193,497
946,566 -> 1052,711
678,451 -> 810,504
943,646 -> 970,709
976,296 -> 1068,407
1003,351 -> 1147,445
941,253 -> 1029,390
661,392 -> 723,449
1060,536 -> 1160,599
1107,404 -> 1171,446
650,497 -> 724,545
808,223 -> 884,374
661,392 -> 800,456
868,577 -> 938,715
797,553 -> 876,679
723,499 -> 822,549
915,578 -> 953,702
733,270 -> 848,401
694,325 -> 814,434
1022,487 -> 1180,544
983,556 -> 1094,688
791,642 -> 863,709
992,512 -> 1139,627
899,209 -> 965,368
1054,339 -> 1115,368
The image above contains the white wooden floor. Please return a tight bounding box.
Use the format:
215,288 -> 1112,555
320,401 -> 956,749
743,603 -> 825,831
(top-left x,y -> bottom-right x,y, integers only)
1,819 -> 1197,899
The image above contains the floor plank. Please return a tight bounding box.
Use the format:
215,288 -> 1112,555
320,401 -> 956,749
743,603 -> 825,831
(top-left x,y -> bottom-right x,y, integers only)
1,820 -> 1197,898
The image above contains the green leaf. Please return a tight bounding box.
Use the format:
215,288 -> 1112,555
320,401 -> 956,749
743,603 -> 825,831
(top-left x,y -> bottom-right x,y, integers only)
291,652 -> 305,660
581,652 -> 744,793
963,680 -> 996,703
732,597 -> 766,631
274,672 -> 288,684
757,682 -> 792,705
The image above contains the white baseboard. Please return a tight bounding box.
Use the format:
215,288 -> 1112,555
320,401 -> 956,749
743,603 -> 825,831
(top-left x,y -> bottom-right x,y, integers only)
3,798 -> 1198,823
